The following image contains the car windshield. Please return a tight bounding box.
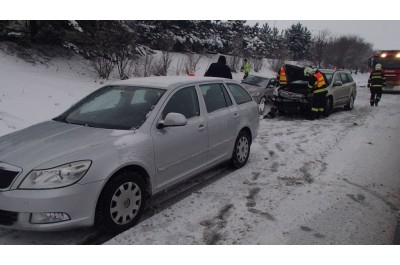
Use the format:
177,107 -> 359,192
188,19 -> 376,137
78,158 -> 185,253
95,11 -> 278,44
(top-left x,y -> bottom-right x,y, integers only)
242,75 -> 269,87
54,86 -> 165,130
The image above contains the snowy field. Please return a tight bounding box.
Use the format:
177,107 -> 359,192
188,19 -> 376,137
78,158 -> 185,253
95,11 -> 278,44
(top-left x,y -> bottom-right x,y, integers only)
0,45 -> 399,248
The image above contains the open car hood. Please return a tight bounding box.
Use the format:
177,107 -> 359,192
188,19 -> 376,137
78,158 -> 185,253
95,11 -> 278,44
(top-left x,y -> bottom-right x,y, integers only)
284,64 -> 308,83
280,64 -> 310,95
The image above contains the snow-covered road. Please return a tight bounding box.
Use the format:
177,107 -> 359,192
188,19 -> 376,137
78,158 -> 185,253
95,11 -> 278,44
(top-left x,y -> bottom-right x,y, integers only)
105,84 -> 400,245
1,48 -> 399,244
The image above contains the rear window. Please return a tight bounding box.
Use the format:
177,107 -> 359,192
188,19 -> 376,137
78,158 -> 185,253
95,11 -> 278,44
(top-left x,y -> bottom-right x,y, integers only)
200,83 -> 232,113
226,83 -> 253,104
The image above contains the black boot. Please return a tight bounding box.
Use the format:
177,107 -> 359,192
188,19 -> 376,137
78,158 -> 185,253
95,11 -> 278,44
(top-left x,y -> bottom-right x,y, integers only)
370,100 -> 374,106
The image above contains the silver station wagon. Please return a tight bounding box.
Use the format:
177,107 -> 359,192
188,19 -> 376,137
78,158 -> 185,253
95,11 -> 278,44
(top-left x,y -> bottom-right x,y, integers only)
0,76 -> 259,231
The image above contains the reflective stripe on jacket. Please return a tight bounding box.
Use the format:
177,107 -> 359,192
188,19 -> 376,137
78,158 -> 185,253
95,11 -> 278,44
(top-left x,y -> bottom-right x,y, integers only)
308,71 -> 328,93
368,70 -> 386,88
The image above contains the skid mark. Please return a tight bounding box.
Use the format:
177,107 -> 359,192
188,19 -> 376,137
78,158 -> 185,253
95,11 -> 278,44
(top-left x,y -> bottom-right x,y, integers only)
251,172 -> 260,181
270,162 -> 279,172
300,226 -> 313,232
275,143 -> 285,152
313,233 -> 325,238
278,176 -> 305,186
343,178 -> 398,211
300,226 -> 326,238
200,203 -> 234,245
246,187 -> 261,207
248,208 -> 275,221
346,193 -> 366,205
299,162 -> 313,183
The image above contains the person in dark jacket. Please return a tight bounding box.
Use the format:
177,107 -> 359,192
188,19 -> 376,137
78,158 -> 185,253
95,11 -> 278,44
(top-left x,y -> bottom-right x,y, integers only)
204,55 -> 232,79
368,63 -> 386,106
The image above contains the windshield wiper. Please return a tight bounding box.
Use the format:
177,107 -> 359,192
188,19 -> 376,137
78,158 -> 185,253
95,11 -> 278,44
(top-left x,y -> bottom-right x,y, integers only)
53,116 -> 70,124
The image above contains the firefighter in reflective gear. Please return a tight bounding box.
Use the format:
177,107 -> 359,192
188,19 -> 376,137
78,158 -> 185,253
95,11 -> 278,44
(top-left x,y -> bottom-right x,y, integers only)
279,66 -> 288,86
368,63 -> 385,106
305,67 -> 328,119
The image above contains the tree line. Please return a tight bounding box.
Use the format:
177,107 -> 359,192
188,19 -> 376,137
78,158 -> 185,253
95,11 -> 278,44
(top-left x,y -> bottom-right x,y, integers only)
0,20 -> 374,78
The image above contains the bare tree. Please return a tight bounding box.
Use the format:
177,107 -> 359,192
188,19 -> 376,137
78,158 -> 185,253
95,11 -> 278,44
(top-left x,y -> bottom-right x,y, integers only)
184,53 -> 202,75
142,54 -> 155,77
175,58 -> 184,75
154,31 -> 175,76
268,59 -> 284,74
311,29 -> 330,68
153,51 -> 173,76
324,35 -> 373,70
91,56 -> 114,79
251,57 -> 263,73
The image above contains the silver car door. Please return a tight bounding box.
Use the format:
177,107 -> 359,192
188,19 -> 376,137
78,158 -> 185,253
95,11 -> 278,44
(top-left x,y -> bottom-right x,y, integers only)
331,73 -> 345,106
199,83 -> 237,164
151,85 -> 208,190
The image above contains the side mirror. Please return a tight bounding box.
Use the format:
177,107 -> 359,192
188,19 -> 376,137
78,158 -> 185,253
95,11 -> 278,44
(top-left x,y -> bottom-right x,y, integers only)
157,112 -> 187,129
333,81 -> 343,87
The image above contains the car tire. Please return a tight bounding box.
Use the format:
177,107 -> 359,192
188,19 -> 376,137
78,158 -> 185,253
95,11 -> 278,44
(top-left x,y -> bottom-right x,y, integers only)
231,130 -> 251,168
344,94 -> 355,110
323,96 -> 333,117
95,170 -> 146,232
258,96 -> 267,115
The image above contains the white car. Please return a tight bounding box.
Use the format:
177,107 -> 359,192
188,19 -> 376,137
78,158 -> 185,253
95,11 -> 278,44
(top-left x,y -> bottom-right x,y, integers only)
0,76 -> 259,232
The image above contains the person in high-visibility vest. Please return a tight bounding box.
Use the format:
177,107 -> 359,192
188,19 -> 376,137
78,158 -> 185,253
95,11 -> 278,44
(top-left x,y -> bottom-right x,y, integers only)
241,59 -> 250,80
367,63 -> 386,106
304,66 -> 328,119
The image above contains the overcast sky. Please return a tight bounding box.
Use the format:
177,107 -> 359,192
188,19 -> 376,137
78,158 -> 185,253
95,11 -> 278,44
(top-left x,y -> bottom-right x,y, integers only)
3,1 -> 399,51
247,20 -> 400,51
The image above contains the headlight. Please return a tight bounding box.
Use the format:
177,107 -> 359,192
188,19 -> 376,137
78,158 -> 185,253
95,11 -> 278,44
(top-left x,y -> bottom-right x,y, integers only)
19,161 -> 92,189
252,92 -> 260,97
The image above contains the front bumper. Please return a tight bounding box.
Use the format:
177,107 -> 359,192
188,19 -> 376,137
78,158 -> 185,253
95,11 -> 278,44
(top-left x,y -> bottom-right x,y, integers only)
268,95 -> 311,113
382,83 -> 400,93
0,180 -> 105,231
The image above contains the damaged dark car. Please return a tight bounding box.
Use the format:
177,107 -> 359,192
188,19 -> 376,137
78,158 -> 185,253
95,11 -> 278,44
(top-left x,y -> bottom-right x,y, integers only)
267,64 -> 357,118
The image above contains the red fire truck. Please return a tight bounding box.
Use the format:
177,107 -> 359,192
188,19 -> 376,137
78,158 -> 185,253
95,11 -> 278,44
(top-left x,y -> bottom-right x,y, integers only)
368,50 -> 400,92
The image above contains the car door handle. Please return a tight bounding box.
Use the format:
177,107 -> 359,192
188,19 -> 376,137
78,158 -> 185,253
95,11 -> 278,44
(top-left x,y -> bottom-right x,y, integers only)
198,125 -> 206,131
233,113 -> 239,119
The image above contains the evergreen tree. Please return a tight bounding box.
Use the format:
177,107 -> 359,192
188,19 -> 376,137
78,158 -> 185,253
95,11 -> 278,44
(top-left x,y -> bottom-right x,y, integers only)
284,22 -> 312,61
